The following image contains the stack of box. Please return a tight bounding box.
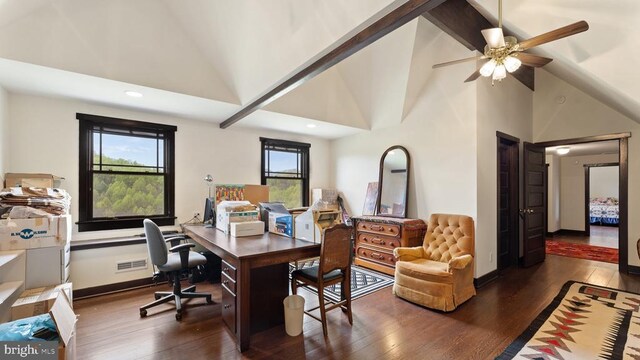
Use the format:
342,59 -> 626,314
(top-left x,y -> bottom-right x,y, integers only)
215,201 -> 261,234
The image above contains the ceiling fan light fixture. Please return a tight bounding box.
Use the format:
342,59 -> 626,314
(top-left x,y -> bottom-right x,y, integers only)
556,147 -> 570,155
503,56 -> 521,73
492,64 -> 507,80
480,59 -> 497,77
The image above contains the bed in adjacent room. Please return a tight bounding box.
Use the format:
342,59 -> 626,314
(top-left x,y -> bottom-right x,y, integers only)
589,197 -> 619,226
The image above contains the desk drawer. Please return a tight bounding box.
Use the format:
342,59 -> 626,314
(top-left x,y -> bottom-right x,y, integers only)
356,246 -> 395,267
221,259 -> 237,281
222,284 -> 236,334
221,271 -> 236,294
356,233 -> 401,251
357,221 -> 400,238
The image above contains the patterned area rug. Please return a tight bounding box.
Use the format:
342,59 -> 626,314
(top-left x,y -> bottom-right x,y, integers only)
289,260 -> 394,303
546,240 -> 618,264
496,281 -> 640,359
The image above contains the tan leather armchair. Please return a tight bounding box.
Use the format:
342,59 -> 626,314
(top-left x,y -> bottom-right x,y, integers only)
392,214 -> 475,311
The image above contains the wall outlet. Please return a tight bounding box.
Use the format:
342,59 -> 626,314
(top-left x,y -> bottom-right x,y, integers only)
489,252 -> 493,262
193,211 -> 200,217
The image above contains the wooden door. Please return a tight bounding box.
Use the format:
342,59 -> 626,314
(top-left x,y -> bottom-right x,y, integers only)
522,142 -> 547,267
497,138 -> 519,270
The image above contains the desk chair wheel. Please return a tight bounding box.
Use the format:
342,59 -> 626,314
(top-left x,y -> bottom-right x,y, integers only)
140,309 -> 147,317
206,295 -> 213,304
175,310 -> 182,321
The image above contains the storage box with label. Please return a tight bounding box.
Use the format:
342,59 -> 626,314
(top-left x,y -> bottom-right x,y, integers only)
11,283 -> 73,321
215,201 -> 259,233
4,173 -> 64,188
230,221 -> 264,237
0,215 -> 72,250
261,202 -> 294,238
0,291 -> 76,360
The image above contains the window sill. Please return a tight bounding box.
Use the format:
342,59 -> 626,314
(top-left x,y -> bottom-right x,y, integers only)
77,216 -> 176,232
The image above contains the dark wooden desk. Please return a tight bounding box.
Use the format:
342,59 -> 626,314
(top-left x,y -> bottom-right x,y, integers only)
182,225 -> 320,352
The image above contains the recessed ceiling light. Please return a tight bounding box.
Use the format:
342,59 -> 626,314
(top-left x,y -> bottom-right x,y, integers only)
556,147 -> 570,155
306,124 -> 317,128
125,91 -> 143,98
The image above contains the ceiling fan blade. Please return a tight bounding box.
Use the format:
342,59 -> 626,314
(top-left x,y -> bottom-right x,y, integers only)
481,28 -> 505,48
516,53 -> 553,67
433,55 -> 486,69
464,69 -> 482,83
518,21 -> 589,51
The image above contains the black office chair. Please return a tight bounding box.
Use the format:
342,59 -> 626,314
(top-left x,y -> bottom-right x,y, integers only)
139,219 -> 213,320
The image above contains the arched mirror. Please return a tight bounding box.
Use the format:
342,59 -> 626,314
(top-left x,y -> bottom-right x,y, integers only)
376,145 -> 410,218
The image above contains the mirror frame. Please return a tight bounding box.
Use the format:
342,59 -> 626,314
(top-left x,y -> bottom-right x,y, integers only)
375,145 -> 410,218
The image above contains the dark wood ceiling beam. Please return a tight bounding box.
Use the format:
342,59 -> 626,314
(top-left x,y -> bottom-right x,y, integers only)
422,0 -> 534,90
220,0 -> 447,129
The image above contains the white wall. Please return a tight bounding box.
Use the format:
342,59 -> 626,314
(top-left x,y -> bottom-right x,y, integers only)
546,154 -> 561,233
590,166 -> 619,199
559,154 -> 618,231
0,86 -> 8,184
7,93 -> 332,288
476,76 -> 533,273
533,69 -> 639,266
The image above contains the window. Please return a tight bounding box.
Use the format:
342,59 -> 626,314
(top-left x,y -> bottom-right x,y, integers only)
77,113 -> 176,231
260,137 -> 310,208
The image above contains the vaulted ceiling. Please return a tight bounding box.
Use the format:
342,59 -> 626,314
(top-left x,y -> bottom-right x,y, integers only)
0,0 -> 636,138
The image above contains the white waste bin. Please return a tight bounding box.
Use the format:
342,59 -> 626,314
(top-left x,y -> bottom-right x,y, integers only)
283,294 -> 305,336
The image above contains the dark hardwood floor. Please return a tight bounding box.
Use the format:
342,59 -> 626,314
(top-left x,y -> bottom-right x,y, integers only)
74,255 -> 639,359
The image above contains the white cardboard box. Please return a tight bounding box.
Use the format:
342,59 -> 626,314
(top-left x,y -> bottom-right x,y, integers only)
230,221 -> 264,237
216,201 -> 259,233
0,215 -> 71,250
11,282 -> 73,321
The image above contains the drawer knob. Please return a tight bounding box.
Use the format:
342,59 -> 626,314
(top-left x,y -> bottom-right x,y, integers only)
223,267 -> 229,271
224,304 -> 231,309
223,280 -> 229,285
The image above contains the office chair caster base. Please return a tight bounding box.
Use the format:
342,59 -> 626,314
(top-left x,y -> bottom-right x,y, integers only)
175,311 -> 182,321
206,295 -> 213,304
140,309 -> 147,317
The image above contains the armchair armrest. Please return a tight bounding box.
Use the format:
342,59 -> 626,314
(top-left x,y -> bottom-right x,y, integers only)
165,235 -> 186,248
447,254 -> 473,271
393,246 -> 424,262
169,243 -> 195,269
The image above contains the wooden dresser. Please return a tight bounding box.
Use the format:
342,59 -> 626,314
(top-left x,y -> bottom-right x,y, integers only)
353,216 -> 427,276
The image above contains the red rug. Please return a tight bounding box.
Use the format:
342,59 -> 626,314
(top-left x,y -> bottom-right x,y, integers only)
545,239 -> 618,264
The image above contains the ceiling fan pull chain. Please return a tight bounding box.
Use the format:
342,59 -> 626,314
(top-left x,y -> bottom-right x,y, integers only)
498,0 -> 503,28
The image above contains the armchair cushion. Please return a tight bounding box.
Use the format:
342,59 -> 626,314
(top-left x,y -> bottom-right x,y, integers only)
393,246 -> 424,262
448,254 -> 473,271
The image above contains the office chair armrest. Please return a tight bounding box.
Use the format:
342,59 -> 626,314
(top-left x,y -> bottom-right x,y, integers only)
165,235 -> 186,248
169,243 -> 195,253
170,243 -> 195,269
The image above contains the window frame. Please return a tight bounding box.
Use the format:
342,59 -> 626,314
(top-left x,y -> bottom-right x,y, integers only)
77,113 -> 177,231
260,137 -> 310,207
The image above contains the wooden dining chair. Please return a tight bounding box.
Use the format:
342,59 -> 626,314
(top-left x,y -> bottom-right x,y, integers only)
291,223 -> 353,336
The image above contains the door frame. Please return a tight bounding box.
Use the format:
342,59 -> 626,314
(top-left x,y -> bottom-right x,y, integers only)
496,131 -> 520,270
584,162 -> 619,237
534,132 -> 630,273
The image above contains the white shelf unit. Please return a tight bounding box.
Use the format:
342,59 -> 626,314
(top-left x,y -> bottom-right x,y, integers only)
0,250 -> 26,322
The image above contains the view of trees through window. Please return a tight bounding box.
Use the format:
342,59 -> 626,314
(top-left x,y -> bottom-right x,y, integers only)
266,178 -> 302,209
92,155 -> 164,217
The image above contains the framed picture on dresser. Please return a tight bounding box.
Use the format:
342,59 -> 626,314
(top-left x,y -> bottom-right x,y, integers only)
362,182 -> 378,216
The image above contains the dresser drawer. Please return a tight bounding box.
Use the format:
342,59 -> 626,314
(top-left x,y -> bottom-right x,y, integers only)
221,259 -> 237,281
356,246 -> 396,267
222,284 -> 236,334
357,221 -> 401,238
357,232 -> 401,251
221,271 -> 236,294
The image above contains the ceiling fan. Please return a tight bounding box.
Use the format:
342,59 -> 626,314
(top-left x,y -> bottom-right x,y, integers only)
432,0 -> 589,84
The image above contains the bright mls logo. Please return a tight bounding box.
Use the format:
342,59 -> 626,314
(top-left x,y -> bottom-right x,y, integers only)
10,229 -> 47,240
18,229 -> 35,239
